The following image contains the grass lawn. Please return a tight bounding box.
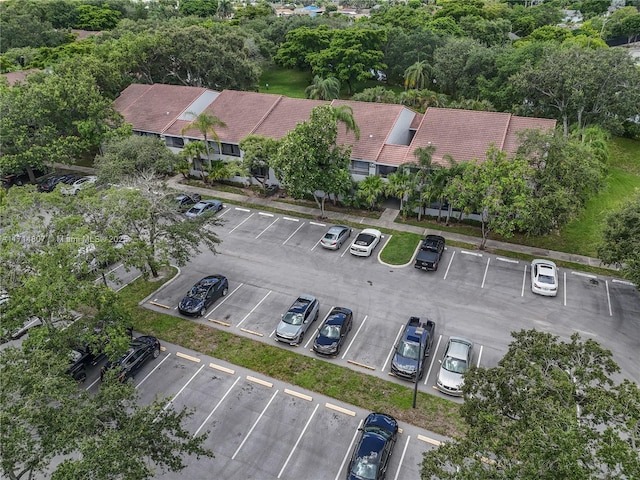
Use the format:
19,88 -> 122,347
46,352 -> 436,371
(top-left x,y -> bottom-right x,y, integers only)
122,268 -> 466,438
259,66 -> 311,98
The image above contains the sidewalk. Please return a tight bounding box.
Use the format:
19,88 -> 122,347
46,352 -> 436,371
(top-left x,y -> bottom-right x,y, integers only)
164,175 -> 612,270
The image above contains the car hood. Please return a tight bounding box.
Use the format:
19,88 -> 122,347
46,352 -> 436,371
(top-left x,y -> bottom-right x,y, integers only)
276,321 -> 302,338
314,334 -> 338,348
438,367 -> 464,389
392,353 -> 418,373
179,296 -> 204,312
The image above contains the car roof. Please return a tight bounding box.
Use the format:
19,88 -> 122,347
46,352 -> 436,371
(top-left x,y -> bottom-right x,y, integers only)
197,275 -> 225,286
326,307 -> 351,325
363,412 -> 397,433
290,294 -> 316,312
328,225 -> 348,233
447,337 -> 473,358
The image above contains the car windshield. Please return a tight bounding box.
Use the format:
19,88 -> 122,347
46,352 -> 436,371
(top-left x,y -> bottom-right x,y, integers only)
355,234 -> 375,246
188,285 -> 208,299
320,324 -> 341,339
283,312 -> 303,325
398,341 -> 419,360
442,356 -> 468,374
324,233 -> 337,240
351,453 -> 380,480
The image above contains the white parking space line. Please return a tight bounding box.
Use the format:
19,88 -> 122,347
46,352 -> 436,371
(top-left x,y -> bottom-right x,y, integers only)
277,403 -> 319,478
115,273 -> 142,292
521,265 -> 527,297
228,212 -> 255,234
85,377 -> 100,391
443,250 -> 455,280
235,207 -> 251,212
340,243 -> 351,257
193,376 -> 241,437
341,315 -> 367,359
310,238 -> 323,251
481,257 -> 490,288
310,221 -> 326,227
259,212 -> 274,217
424,335 -> 442,385
104,263 -> 124,276
255,217 -> 279,239
135,353 -> 172,388
476,345 -> 483,368
571,271 -> 597,279
231,389 -> 279,460
605,281 -> 613,317
393,435 -> 412,480
612,279 -> 636,286
207,283 -> 244,317
381,324 -> 405,373
564,272 -> 567,306
460,250 -> 482,257
283,222 -> 306,245
283,216 -> 299,222
163,364 -> 205,411
335,420 -> 364,480
496,257 -> 519,264
304,308 -> 332,349
236,290 -> 272,328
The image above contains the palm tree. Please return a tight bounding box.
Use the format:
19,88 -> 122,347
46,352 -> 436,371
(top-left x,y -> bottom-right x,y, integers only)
403,60 -> 430,91
412,144 -> 437,185
332,104 -> 360,140
386,169 -> 416,219
356,175 -> 385,210
217,0 -> 233,18
179,141 -> 206,178
181,112 -> 227,183
305,76 -> 341,100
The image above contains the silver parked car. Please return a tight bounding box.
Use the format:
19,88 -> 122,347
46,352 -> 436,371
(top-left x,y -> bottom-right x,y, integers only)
436,336 -> 473,397
320,225 -> 352,250
275,294 -> 319,345
531,259 -> 558,297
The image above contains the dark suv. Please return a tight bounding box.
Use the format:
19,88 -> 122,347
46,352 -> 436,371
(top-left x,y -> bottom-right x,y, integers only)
347,413 -> 398,480
100,335 -> 161,382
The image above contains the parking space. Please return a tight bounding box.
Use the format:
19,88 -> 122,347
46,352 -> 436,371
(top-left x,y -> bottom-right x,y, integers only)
125,343 -> 445,480
480,256 -> 528,296
443,249 -> 487,287
341,314 -> 405,372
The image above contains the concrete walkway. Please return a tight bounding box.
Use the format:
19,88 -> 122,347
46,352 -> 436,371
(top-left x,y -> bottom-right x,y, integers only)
53,164 -> 611,270
164,175 -> 612,270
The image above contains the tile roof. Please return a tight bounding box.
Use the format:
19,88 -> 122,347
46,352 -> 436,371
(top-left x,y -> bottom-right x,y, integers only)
114,84 -> 207,134
378,144 -> 411,167
502,115 -> 557,154
253,96 -> 328,139
331,99 -> 407,161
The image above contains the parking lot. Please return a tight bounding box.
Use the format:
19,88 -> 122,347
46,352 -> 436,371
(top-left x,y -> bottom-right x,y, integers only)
84,342 -> 442,480
140,205 -> 640,391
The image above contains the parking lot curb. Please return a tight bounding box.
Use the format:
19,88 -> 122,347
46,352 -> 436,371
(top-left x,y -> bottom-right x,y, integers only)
138,264 -> 182,306
284,388 -> 312,401
325,403 -> 356,416
247,375 -> 273,388
418,434 -> 443,446
177,352 -> 201,363
209,319 -> 231,327
347,359 -> 376,371
240,327 -> 264,337
209,362 -> 235,375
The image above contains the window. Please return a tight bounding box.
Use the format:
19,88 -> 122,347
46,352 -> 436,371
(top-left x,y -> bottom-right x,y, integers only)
165,136 -> 184,148
221,143 -> 241,157
251,166 -> 268,178
350,160 -> 369,175
377,165 -> 397,177
207,141 -> 220,154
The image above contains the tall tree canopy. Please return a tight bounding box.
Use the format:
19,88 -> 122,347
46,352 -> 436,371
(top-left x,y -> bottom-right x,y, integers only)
421,329 -> 640,480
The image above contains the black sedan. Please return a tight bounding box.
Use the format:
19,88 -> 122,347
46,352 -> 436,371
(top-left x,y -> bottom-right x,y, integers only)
100,335 -> 161,382
174,193 -> 201,211
178,275 -> 229,317
37,174 -> 79,193
312,307 -> 353,356
347,413 -> 398,480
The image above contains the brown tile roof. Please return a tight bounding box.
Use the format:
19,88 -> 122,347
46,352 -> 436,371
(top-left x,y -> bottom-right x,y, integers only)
114,84 -> 207,134
190,90 -> 282,143
331,99 -> 407,161
378,144 -> 411,167
406,108 -> 556,167
253,96 -> 328,139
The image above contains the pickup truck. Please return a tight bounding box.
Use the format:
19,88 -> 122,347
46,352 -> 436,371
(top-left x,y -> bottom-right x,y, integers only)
414,235 -> 445,271
390,317 -> 436,381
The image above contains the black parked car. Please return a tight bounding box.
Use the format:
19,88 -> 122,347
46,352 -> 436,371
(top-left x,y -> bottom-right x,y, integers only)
347,413 -> 398,480
174,193 -> 201,211
312,307 -> 353,356
100,335 -> 161,382
37,174 -> 79,193
178,275 -> 229,317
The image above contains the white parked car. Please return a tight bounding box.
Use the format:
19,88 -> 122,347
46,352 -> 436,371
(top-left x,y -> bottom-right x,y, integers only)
531,259 -> 558,297
349,228 -> 382,257
61,175 -> 97,195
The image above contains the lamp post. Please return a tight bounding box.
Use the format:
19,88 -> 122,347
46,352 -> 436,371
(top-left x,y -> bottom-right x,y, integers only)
412,327 -> 424,409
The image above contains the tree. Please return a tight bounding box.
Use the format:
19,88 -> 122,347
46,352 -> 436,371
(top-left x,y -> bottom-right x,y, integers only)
598,193 -> 640,287
217,0 -> 234,19
239,134 -> 280,190
515,45 -> 640,137
178,0 -> 218,17
1,340 -> 212,480
421,329 -> 640,480
271,105 -> 357,218
305,75 -> 341,100
181,111 -> 227,183
403,60 -> 430,90
355,175 -> 385,210
178,140 -> 207,179
274,25 -> 332,70
95,136 -> 178,183
386,168 -> 415,219
74,4 -> 121,30
308,28 -> 387,94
